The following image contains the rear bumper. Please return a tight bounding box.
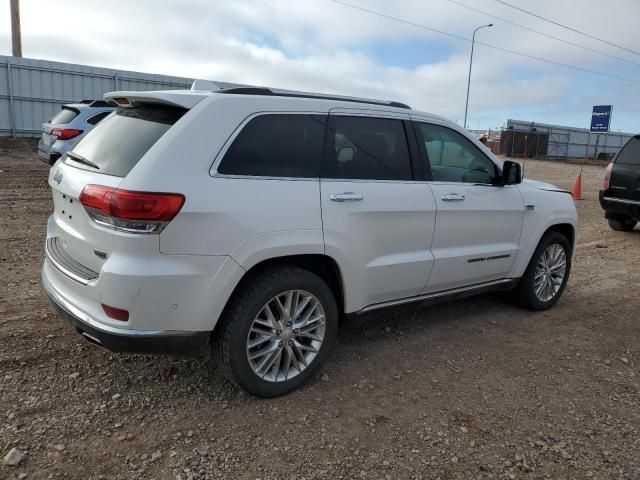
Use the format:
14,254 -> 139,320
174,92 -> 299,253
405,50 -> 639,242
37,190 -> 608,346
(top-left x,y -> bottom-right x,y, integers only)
599,190 -> 640,220
37,147 -> 61,165
42,263 -> 210,355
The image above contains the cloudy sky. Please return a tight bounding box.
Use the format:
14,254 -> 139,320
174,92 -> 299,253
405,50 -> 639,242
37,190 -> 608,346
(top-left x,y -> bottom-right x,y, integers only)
2,0 -> 640,131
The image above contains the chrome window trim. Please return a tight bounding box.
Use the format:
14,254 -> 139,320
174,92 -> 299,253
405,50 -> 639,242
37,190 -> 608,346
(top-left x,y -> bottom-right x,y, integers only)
211,173 -> 319,182
321,178 -> 427,185
211,175 -> 430,185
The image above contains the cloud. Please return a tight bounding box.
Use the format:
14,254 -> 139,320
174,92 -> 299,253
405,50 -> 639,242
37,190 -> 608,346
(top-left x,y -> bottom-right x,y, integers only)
1,0 -> 639,130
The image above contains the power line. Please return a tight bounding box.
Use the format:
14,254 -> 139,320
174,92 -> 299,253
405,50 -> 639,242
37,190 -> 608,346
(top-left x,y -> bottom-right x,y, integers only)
329,0 -> 640,84
445,0 -> 640,67
492,0 -> 640,57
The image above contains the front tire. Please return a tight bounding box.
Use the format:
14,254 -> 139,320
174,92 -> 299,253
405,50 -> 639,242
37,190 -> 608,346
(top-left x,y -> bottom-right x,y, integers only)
608,217 -> 637,232
214,266 -> 338,397
512,231 -> 572,311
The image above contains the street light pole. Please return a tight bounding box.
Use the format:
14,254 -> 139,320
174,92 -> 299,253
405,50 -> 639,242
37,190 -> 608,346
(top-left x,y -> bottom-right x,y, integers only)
463,23 -> 493,130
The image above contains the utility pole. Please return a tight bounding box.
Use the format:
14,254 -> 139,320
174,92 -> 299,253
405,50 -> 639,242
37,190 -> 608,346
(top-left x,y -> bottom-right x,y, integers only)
463,23 -> 493,130
10,0 -> 23,57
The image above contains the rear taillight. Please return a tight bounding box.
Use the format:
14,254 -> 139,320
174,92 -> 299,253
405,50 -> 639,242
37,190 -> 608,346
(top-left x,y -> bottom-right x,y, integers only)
603,163 -> 613,190
79,185 -> 185,234
51,128 -> 83,140
102,304 -> 129,321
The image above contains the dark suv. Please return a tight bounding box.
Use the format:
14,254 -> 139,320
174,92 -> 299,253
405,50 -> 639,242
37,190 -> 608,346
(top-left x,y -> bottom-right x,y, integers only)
600,135 -> 640,231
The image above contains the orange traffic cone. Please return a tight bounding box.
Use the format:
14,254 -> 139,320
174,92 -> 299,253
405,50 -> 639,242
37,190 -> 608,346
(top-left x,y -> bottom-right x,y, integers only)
572,174 -> 583,200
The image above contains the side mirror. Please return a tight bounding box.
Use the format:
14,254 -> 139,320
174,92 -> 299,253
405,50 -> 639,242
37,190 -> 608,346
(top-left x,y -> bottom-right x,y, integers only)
502,160 -> 523,185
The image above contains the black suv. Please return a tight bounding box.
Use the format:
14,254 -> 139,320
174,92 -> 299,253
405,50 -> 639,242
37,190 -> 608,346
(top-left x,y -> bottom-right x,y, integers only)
600,135 -> 640,231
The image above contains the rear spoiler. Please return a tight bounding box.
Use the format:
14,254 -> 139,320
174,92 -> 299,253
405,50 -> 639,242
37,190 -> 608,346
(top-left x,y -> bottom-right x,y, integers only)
103,90 -> 208,109
60,105 -> 80,113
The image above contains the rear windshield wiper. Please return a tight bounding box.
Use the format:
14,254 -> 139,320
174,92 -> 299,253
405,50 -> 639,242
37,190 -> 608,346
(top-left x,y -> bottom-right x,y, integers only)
66,152 -> 100,170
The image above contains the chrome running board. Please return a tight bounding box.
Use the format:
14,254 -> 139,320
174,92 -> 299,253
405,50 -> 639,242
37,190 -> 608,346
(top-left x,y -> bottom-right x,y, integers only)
359,278 -> 517,313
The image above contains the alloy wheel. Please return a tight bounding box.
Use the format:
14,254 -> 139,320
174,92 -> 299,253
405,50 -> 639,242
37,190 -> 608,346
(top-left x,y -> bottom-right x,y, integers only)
534,244 -> 567,302
246,290 -> 326,383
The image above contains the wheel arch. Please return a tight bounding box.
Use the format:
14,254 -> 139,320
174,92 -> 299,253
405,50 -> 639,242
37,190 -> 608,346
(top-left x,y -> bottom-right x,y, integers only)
544,222 -> 576,250
212,253 -> 346,339
510,214 -> 577,279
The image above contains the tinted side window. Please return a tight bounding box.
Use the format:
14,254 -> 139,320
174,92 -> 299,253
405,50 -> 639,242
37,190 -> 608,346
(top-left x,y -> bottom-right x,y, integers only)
86,111 -> 111,125
616,137 -> 640,165
417,123 -> 497,184
218,114 -> 326,178
50,107 -> 79,125
323,116 -> 413,181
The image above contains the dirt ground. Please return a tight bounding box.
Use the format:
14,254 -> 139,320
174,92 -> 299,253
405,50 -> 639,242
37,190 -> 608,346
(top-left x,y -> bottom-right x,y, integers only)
1,139 -> 639,480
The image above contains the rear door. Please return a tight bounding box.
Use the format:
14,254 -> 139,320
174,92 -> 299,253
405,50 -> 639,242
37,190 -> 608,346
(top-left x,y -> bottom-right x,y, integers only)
320,110 -> 437,309
610,136 -> 640,202
48,104 -> 186,273
413,119 -> 525,292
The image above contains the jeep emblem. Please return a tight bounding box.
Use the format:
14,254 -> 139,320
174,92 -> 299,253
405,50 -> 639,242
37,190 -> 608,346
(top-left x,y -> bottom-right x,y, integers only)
53,170 -> 63,185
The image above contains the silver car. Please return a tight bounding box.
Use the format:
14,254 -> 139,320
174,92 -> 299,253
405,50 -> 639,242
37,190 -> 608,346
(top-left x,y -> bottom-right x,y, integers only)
38,100 -> 114,165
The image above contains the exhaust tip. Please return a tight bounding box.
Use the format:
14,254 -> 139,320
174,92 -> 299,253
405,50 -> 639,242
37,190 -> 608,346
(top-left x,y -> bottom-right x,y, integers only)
77,329 -> 105,348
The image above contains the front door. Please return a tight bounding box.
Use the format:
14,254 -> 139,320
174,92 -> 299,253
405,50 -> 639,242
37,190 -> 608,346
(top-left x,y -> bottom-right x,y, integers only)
320,111 -> 437,310
413,120 -> 525,292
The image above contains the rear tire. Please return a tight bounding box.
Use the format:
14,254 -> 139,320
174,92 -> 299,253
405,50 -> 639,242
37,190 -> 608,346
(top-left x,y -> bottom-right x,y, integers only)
213,266 -> 338,398
608,217 -> 637,232
512,231 -> 572,311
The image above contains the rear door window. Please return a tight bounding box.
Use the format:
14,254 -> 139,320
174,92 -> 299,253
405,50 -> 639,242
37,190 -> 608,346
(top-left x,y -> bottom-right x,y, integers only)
65,105 -> 185,177
322,116 -> 413,180
217,114 -> 326,178
616,137 -> 640,165
50,107 -> 79,125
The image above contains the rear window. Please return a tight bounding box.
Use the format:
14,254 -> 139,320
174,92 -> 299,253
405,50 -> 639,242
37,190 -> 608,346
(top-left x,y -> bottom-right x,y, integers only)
66,105 -> 186,177
616,137 -> 640,165
50,107 -> 79,125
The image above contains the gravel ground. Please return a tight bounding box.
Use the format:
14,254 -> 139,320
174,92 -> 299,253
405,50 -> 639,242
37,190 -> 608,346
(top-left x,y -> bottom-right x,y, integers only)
1,139 -> 639,480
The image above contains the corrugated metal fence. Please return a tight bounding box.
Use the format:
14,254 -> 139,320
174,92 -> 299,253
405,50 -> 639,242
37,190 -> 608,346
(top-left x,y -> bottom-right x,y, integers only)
1,55 -> 194,137
504,119 -> 636,160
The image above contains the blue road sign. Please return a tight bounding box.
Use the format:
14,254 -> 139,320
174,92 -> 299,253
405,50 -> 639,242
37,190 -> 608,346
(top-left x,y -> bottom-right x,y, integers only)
590,105 -> 612,133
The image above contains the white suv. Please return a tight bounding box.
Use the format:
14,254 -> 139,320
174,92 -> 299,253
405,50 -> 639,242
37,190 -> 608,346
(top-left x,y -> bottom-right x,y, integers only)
42,86 -> 578,397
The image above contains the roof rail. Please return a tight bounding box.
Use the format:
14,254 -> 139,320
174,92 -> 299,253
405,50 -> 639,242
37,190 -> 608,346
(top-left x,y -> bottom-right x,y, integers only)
216,87 -> 411,110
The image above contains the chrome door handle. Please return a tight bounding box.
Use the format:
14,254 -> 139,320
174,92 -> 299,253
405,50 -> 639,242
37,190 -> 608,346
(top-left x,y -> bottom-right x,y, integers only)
441,193 -> 465,202
330,192 -> 364,202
